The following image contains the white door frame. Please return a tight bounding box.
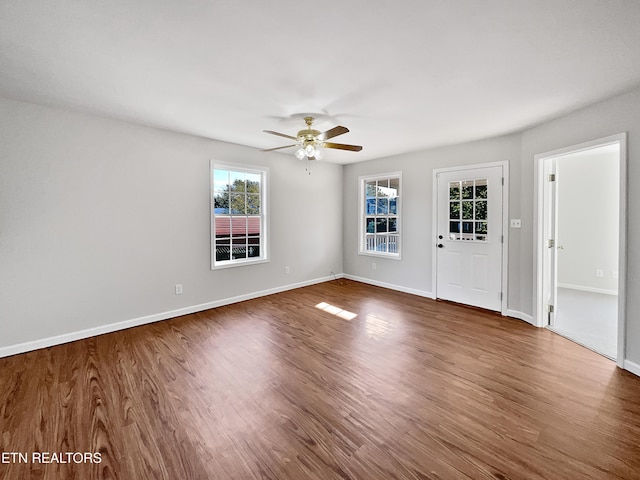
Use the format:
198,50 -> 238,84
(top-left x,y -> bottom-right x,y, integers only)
535,133 -> 627,367
432,161 -> 510,315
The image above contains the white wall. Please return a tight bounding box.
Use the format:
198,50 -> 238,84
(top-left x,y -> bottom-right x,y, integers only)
0,97 -> 343,352
556,147 -> 619,293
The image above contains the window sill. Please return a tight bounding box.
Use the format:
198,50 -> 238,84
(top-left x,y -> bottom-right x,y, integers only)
358,251 -> 402,260
211,258 -> 269,270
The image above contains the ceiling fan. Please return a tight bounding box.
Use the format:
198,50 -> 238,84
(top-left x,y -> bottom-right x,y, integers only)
261,116 -> 362,161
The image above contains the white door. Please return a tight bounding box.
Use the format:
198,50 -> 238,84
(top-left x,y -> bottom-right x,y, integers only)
435,166 -> 504,311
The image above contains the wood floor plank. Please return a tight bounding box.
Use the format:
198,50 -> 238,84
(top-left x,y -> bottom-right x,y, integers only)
1,279 -> 640,479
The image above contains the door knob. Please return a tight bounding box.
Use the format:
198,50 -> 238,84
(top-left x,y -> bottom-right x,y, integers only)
437,244 -> 444,248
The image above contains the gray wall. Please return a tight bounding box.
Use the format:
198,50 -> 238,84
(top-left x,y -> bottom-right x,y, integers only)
342,134 -> 522,302
0,97 -> 343,349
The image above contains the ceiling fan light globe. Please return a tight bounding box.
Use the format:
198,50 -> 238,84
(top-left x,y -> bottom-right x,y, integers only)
315,149 -> 324,160
305,144 -> 315,156
295,148 -> 306,160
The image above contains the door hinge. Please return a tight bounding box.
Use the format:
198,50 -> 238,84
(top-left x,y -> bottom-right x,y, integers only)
500,292 -> 503,301
501,177 -> 504,186
547,304 -> 554,313
548,173 -> 556,182
547,239 -> 555,248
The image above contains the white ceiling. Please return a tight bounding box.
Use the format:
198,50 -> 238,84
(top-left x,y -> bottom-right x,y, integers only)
2,0 -> 640,164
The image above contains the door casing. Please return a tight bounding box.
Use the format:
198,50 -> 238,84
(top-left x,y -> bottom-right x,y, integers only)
432,161 -> 510,315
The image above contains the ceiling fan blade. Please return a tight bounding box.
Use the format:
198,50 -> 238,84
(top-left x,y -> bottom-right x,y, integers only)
317,126 -> 349,141
263,130 -> 298,141
261,144 -> 298,152
323,142 -> 363,152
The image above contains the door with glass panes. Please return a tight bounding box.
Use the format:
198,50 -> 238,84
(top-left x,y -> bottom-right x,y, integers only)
436,165 -> 504,311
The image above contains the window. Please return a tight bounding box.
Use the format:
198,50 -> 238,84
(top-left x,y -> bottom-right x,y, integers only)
448,178 -> 488,242
359,172 -> 401,258
211,163 -> 267,269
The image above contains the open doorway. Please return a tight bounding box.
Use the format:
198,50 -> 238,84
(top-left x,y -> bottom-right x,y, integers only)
536,134 -> 627,364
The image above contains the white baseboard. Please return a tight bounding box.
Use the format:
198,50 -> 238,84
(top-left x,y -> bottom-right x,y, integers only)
624,359 -> 640,378
0,274 -> 343,359
344,276 -> 537,326
506,309 -> 535,325
343,274 -> 435,299
8,273 -> 634,379
557,283 -> 618,296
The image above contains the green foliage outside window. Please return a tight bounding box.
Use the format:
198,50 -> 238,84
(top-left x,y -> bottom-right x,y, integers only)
214,179 -> 261,214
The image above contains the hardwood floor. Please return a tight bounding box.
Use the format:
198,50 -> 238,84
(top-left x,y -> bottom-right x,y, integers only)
1,279 -> 639,479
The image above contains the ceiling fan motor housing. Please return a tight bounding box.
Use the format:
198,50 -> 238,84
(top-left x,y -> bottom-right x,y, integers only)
298,117 -> 320,144
298,130 -> 321,141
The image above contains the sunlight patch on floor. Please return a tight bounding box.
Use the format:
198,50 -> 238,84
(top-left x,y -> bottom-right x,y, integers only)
315,302 -> 358,320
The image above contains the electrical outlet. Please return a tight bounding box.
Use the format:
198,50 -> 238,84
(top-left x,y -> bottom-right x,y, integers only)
175,284 -> 183,295
595,269 -> 603,278
372,262 -> 377,270
284,266 -> 290,274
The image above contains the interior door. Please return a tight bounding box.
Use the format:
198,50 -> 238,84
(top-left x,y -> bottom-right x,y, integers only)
436,166 -> 504,311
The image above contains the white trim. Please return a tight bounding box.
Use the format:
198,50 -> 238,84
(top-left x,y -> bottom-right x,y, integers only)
534,133 -> 627,368
432,161 -> 509,173
624,360 -> 640,378
432,161 -> 510,315
501,164 -> 510,316
0,274 -> 341,359
506,310 -> 535,325
212,257 -> 270,270
346,275 -> 531,325
557,283 -> 618,296
357,171 -> 402,259
618,134 -> 628,370
535,156 -> 544,328
343,274 -> 435,299
432,173 -> 439,308
210,161 -> 269,270
357,251 -> 402,261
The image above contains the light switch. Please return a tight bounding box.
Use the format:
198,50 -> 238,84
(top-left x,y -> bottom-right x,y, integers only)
510,219 -> 521,228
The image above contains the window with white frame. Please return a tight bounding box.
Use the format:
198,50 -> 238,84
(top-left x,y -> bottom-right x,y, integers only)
211,163 -> 267,269
359,173 -> 401,257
